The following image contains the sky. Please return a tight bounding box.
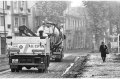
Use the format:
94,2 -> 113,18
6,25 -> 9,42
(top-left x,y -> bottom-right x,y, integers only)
27,0 -> 84,9
70,0 -> 84,7
7,0 -> 120,8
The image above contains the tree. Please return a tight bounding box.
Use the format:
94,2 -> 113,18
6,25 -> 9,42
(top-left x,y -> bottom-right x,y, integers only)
35,1 -> 68,25
108,2 -> 120,35
83,1 -> 110,48
83,1 -> 120,50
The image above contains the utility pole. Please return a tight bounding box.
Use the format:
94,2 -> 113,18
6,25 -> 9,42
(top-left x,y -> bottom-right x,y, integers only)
3,1 -> 6,37
3,1 -> 6,54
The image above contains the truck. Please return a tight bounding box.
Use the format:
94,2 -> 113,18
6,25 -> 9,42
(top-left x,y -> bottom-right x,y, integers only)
37,22 -> 66,62
7,25 -> 50,72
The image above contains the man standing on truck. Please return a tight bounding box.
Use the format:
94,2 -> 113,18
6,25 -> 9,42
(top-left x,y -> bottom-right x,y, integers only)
19,25 -> 30,36
37,23 -> 48,37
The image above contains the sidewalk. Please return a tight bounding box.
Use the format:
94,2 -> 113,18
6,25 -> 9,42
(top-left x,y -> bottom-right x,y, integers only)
0,55 -> 9,72
78,53 -> 120,78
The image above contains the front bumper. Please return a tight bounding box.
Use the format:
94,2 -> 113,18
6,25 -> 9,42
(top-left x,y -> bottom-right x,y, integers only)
51,54 -> 61,59
10,63 -> 45,69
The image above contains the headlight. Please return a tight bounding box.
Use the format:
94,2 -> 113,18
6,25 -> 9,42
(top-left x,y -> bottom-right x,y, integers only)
53,52 -> 61,54
12,59 -> 18,63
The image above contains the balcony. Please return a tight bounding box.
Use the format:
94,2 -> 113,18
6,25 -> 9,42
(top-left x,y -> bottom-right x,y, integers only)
0,26 -> 8,36
0,8 -> 7,15
13,9 -> 19,14
13,7 -> 29,16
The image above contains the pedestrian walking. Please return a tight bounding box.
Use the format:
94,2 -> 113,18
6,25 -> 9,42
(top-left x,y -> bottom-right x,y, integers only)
99,42 -> 108,62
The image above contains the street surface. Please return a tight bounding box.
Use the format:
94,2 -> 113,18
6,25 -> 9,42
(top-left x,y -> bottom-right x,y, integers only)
78,53 -> 120,78
0,50 -> 89,78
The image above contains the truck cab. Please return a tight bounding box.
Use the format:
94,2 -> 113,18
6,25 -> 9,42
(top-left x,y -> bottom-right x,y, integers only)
7,25 -> 50,72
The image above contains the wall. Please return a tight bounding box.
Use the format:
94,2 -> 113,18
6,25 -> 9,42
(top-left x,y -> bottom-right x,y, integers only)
27,1 -> 36,32
64,7 -> 91,50
64,14 -> 87,50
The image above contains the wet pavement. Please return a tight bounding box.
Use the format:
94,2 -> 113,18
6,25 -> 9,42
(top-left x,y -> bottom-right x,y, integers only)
0,55 -> 9,72
0,49 -> 90,74
78,53 -> 120,78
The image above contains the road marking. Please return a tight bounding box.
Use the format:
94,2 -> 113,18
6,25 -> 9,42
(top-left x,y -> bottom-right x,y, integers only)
61,63 -> 74,76
74,56 -> 80,62
61,56 -> 81,77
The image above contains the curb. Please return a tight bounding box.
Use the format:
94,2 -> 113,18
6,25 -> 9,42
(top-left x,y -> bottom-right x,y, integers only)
62,54 -> 90,78
0,65 -> 9,72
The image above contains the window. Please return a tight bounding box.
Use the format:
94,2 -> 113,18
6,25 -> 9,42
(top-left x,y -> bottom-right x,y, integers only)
28,9 -> 30,13
7,5 -> 10,10
21,1 -> 25,10
22,17 -> 26,25
14,17 -> 19,27
75,20 -> 76,29
22,1 -> 24,6
14,1 -> 17,9
7,24 -> 11,29
73,20 -> 74,27
0,16 -> 4,26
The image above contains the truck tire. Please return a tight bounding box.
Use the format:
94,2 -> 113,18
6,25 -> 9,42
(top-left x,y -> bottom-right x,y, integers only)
43,66 -> 48,73
26,66 -> 31,69
11,68 -> 15,72
47,55 -> 50,67
16,68 -> 19,72
18,66 -> 22,70
55,58 -> 61,62
38,66 -> 47,73
38,69 -> 42,73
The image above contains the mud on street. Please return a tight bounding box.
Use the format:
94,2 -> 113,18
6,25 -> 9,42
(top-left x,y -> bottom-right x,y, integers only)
0,51 -> 89,78
78,53 -> 120,78
1,50 -> 120,78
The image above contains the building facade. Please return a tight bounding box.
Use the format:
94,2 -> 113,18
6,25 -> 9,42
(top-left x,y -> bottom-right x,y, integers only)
0,1 -> 30,36
27,1 -> 36,32
64,7 -> 92,50
10,1 -> 30,35
0,1 -> 30,55
0,1 -> 8,55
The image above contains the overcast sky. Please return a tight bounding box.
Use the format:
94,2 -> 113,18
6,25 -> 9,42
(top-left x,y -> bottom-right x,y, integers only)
70,0 -> 83,7
27,0 -> 84,8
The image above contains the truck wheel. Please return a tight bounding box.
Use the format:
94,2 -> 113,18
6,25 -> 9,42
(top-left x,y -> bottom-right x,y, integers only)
16,68 -> 19,72
11,68 -> 15,72
19,66 -> 22,70
43,67 -> 48,73
47,55 -> 50,67
58,58 -> 62,62
26,66 -> 31,69
38,69 -> 42,73
55,58 -> 61,62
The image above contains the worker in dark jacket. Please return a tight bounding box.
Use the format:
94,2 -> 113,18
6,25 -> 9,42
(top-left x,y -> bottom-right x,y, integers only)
99,42 -> 108,62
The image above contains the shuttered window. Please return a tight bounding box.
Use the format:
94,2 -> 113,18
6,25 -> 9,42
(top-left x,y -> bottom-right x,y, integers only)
0,16 -> 4,26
